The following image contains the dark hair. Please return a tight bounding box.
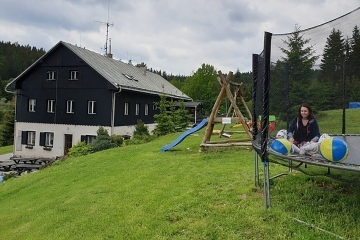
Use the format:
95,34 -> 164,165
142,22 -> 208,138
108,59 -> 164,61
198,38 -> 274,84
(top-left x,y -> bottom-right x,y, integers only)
297,103 -> 314,119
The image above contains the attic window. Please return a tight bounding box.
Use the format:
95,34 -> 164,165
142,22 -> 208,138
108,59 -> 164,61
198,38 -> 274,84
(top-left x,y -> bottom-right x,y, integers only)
123,74 -> 138,81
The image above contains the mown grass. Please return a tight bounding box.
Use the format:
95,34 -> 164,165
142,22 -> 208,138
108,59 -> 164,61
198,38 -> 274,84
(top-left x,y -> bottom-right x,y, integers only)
0,145 -> 12,154
0,109 -> 359,239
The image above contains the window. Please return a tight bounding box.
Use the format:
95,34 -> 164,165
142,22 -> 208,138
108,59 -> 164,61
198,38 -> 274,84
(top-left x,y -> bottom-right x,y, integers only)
135,103 -> 140,115
124,102 -> 129,115
45,132 -> 54,147
27,131 -> 36,146
47,99 -> 55,113
69,70 -> 79,80
123,73 -> 138,81
66,100 -> 75,113
39,132 -> 54,147
88,101 -> 97,114
145,104 -> 149,115
153,103 -> 157,110
28,99 -> 36,112
81,135 -> 96,144
46,71 -> 56,80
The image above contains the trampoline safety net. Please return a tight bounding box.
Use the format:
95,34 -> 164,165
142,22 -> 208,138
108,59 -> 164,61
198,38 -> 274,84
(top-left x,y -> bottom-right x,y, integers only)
252,7 -> 360,170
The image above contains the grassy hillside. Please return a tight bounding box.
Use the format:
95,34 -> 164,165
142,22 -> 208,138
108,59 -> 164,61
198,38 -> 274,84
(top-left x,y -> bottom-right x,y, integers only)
0,109 -> 359,239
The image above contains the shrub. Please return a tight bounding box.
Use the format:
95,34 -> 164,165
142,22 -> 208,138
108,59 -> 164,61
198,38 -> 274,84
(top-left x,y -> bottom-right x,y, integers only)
133,120 -> 150,140
68,141 -> 94,157
2,172 -> 17,181
91,127 -> 117,152
111,134 -> 124,146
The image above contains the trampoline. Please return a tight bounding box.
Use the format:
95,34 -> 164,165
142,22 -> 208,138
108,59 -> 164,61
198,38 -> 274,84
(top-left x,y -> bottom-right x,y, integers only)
251,8 -> 360,208
253,134 -> 360,173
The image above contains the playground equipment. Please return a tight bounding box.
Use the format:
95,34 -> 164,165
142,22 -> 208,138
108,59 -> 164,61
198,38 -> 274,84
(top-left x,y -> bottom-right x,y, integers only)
200,71 -> 253,151
161,119 -> 207,152
252,7 -> 360,208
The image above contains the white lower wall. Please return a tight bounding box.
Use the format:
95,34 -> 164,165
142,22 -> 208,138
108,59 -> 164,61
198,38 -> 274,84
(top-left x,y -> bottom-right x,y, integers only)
13,122 -> 157,159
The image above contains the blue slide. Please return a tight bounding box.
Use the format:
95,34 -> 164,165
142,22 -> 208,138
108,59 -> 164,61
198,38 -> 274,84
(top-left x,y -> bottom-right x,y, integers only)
161,119 -> 208,152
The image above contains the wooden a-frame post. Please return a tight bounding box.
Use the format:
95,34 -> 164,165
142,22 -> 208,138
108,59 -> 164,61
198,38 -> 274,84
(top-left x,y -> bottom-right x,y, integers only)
200,71 -> 252,151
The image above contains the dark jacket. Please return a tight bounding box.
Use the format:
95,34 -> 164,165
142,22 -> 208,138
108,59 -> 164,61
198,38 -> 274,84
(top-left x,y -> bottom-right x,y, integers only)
287,117 -> 320,144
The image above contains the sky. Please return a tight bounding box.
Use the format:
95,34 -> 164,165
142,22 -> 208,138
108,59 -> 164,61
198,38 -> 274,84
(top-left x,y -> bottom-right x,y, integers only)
0,0 -> 359,75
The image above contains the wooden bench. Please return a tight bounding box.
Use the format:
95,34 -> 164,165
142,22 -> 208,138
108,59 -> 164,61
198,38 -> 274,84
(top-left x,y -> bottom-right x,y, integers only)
14,164 -> 43,172
0,163 -> 16,171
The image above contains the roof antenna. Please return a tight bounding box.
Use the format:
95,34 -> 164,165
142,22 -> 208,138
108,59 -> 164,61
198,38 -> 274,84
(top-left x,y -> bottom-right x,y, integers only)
95,1 -> 114,57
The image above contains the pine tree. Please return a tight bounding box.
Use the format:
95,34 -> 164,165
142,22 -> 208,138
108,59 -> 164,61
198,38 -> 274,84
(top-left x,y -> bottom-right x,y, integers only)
320,28 -> 345,83
348,25 -> 360,79
319,28 -> 346,109
153,94 -> 175,136
0,98 -> 15,146
279,25 -> 318,113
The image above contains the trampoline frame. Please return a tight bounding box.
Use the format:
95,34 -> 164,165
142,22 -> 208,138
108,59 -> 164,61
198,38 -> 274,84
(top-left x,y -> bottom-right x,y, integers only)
252,30 -> 360,208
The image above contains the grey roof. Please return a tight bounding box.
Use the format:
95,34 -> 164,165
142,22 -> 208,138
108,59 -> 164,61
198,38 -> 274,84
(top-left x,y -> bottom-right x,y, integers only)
174,101 -> 203,108
7,41 -> 192,101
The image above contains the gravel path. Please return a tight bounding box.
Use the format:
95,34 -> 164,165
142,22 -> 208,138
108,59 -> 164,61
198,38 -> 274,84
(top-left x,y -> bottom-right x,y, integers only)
0,153 -> 13,163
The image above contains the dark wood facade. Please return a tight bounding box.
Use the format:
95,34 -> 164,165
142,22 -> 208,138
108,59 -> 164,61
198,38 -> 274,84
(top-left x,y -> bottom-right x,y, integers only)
6,41 -> 191,158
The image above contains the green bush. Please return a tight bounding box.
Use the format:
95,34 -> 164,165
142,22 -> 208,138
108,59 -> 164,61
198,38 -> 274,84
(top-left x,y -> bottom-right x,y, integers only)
133,120 -> 150,140
111,134 -> 124,146
91,127 -> 117,152
2,172 -> 17,181
68,141 -> 94,157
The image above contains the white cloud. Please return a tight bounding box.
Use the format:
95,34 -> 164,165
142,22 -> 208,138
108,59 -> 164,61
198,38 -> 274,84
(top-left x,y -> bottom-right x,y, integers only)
0,0 -> 359,74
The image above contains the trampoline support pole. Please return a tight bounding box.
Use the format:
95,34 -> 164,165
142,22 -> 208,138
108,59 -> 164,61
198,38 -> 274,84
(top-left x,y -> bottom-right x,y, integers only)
263,162 -> 271,208
255,152 -> 260,186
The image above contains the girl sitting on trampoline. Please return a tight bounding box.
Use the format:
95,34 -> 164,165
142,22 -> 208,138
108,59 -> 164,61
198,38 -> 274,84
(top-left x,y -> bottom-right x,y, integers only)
287,103 -> 320,152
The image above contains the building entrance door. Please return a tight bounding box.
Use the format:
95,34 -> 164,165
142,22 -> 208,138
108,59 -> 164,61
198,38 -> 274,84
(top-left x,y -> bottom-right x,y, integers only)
64,134 -> 73,156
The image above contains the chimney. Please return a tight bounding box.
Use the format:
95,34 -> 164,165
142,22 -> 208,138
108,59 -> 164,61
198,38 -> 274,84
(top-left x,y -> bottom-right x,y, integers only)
107,38 -> 113,58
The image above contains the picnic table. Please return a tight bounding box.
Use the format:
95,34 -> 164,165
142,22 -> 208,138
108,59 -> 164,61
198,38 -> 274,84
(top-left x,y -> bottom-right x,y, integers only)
0,162 -> 16,171
14,163 -> 43,172
11,157 -> 38,164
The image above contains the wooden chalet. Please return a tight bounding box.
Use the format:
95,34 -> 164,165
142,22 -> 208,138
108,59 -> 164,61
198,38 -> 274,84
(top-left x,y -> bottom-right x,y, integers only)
5,41 -> 191,159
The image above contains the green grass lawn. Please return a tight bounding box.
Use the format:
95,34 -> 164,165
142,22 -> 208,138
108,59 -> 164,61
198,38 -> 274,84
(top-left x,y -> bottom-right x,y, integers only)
0,109 -> 359,239
0,145 -> 12,154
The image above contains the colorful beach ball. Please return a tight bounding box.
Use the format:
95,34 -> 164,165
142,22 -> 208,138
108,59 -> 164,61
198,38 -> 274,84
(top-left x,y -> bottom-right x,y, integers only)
320,138 -> 349,162
270,139 -> 292,155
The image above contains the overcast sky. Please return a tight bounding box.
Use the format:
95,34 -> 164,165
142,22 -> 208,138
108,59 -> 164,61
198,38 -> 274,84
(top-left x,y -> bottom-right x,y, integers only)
0,0 -> 359,75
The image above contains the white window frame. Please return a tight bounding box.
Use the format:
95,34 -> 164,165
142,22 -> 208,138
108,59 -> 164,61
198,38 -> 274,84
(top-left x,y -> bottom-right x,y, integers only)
135,103 -> 140,115
46,71 -> 56,80
28,99 -> 36,112
86,135 -> 96,144
66,100 -> 75,114
145,104 -> 149,115
69,70 -> 79,80
45,132 -> 54,147
88,101 -> 97,114
27,131 -> 36,146
153,103 -> 157,110
124,102 -> 129,115
47,99 -> 55,113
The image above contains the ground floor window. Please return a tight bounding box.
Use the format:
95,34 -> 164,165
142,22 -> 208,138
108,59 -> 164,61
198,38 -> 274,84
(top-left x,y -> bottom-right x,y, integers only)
28,131 -> 35,145
81,135 -> 96,144
39,132 -> 54,147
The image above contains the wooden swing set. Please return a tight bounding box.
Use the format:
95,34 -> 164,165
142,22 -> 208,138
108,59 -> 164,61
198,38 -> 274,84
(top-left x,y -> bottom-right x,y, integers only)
199,71 -> 253,151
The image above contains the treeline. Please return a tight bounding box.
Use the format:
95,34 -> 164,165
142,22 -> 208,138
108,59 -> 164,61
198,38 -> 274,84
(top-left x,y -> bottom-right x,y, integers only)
0,42 -> 45,146
270,25 -> 360,122
0,41 -> 46,100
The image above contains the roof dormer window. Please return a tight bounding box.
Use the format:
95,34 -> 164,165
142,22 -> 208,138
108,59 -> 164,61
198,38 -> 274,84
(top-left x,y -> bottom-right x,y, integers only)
123,73 -> 138,81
